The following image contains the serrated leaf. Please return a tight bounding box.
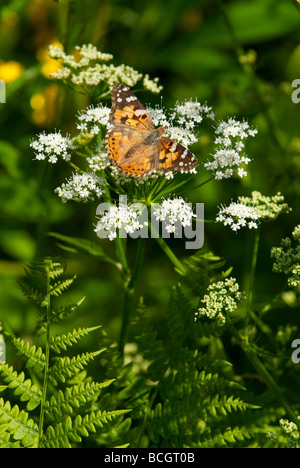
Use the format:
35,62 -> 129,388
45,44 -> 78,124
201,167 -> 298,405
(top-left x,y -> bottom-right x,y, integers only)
47,232 -> 117,265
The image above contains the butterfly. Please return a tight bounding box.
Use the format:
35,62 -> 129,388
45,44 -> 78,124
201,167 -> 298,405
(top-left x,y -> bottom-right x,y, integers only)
105,83 -> 198,177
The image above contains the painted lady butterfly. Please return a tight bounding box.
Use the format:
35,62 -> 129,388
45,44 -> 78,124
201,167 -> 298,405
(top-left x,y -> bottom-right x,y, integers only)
105,83 -> 198,177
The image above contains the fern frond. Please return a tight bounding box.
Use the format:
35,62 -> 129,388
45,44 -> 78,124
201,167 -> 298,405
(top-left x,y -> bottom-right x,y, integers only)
50,276 -> 76,297
167,284 -> 195,344
43,409 -> 131,448
0,398 -> 39,448
131,299 -> 169,382
50,326 -> 101,354
47,260 -> 66,280
45,380 -> 115,420
49,349 -> 105,385
183,250 -> 228,296
6,335 -> 45,373
202,394 -> 258,419
0,363 -> 41,411
49,296 -> 86,324
18,280 -> 45,306
200,425 -> 259,448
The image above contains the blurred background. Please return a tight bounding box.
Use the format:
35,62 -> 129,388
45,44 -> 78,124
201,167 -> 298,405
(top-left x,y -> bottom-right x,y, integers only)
0,0 -> 299,351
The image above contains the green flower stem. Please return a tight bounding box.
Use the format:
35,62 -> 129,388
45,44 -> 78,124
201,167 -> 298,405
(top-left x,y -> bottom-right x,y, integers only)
149,221 -> 187,275
247,348 -> 299,427
227,318 -> 300,429
181,175 -> 215,195
114,237 -> 128,275
66,160 -> 85,174
244,227 -> 260,342
156,237 -> 187,275
118,237 -> 146,354
38,266 -> 51,447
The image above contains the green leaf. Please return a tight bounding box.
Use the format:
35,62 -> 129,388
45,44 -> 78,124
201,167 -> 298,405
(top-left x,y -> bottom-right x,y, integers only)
47,232 -> 117,265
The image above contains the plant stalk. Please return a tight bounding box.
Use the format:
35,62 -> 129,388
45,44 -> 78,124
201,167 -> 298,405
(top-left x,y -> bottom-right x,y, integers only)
244,227 -> 260,341
228,318 -> 300,429
118,237 -> 146,354
38,266 -> 51,447
149,220 -> 187,275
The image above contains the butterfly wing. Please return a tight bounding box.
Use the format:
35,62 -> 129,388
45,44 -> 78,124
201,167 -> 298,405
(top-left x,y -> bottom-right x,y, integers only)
116,140 -> 161,177
106,83 -> 157,172
109,83 -> 155,131
158,136 -> 198,173
106,83 -> 198,177
105,125 -> 146,168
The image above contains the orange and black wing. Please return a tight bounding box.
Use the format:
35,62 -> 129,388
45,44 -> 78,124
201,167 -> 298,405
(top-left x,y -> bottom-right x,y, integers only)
158,137 -> 198,173
109,83 -> 155,131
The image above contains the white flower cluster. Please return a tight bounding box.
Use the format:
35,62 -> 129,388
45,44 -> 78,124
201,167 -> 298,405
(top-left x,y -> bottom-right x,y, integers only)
205,118 -> 257,180
195,277 -> 245,326
216,201 -> 261,232
77,105 -> 110,135
30,131 -> 75,163
48,43 -> 113,67
238,191 -> 291,221
48,44 -> 162,93
271,225 -> 300,288
55,172 -> 105,203
146,99 -> 214,148
293,225 -> 300,242
94,197 -> 195,241
171,99 -> 214,128
279,418 -> 300,448
87,144 -> 111,172
142,74 -> 163,94
152,197 -> 196,233
94,203 -> 146,241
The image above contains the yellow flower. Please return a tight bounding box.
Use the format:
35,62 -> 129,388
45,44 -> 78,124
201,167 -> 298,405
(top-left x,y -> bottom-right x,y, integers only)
0,61 -> 24,83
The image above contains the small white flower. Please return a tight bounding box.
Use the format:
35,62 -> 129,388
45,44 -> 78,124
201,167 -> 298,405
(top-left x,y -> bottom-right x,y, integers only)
216,201 -> 261,232
55,172 -> 105,203
77,104 -> 111,134
195,277 -> 245,326
205,118 -> 257,180
87,145 -> 110,172
153,197 -> 196,234
94,203 -> 145,240
237,167 -> 247,178
30,131 -> 75,163
143,74 -> 163,94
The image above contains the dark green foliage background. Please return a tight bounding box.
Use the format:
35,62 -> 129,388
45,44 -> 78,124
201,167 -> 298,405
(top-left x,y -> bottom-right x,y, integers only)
0,0 -> 300,446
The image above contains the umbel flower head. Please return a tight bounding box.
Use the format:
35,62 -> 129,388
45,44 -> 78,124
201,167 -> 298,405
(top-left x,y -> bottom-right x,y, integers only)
55,172 -> 106,203
94,202 -> 147,241
152,197 -> 196,234
76,105 -> 110,135
195,277 -> 245,326
216,191 -> 291,232
205,118 -> 257,180
48,43 -> 163,96
216,201 -> 261,232
238,191 -> 291,220
279,418 -> 300,448
30,131 -> 75,163
271,225 -> 300,288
